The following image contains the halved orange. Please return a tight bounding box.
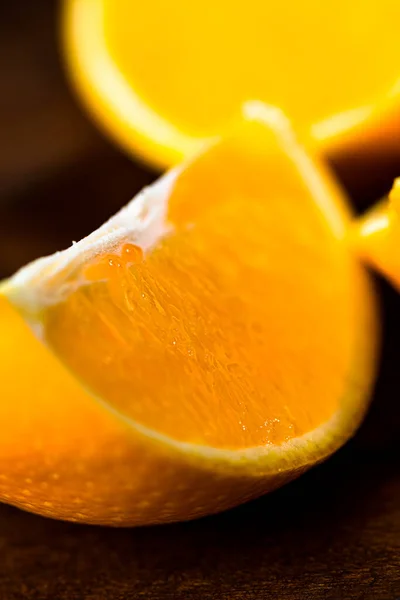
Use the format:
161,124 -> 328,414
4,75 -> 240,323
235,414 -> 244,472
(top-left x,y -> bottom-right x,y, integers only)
63,0 -> 400,169
0,105 -> 379,525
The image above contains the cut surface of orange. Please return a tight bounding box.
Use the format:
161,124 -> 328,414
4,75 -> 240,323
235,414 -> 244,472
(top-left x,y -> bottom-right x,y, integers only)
0,105 -> 378,525
63,0 -> 400,168
352,178 -> 400,290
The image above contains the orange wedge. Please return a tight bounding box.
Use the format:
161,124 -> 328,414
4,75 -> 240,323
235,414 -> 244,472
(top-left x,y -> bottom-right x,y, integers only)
63,0 -> 400,168
351,178 -> 400,290
0,105 -> 378,525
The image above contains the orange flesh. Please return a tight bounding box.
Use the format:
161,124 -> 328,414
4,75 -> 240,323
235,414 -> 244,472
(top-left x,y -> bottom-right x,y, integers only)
29,118 -> 360,450
353,178 -> 400,290
0,294 -> 106,456
104,0 -> 400,136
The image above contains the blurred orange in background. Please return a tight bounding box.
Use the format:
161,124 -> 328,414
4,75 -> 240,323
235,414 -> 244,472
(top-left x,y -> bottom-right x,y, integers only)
64,0 -> 400,170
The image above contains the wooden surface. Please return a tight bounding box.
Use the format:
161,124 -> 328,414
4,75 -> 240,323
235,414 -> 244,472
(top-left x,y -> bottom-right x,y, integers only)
0,2 -> 399,598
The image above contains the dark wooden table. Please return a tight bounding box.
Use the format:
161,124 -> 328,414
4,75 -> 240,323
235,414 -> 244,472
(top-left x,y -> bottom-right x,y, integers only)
0,2 -> 399,598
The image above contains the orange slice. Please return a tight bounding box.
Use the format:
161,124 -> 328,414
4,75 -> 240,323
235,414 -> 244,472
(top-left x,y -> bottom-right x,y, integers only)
351,178 -> 400,290
63,0 -> 400,168
0,105 -> 378,525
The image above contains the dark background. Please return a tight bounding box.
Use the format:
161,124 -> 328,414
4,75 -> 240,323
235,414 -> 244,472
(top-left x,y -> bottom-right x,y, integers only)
0,2 -> 399,598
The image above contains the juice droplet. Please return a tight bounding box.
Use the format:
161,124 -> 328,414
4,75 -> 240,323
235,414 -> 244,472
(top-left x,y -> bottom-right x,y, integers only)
121,243 -> 144,264
83,254 -> 122,282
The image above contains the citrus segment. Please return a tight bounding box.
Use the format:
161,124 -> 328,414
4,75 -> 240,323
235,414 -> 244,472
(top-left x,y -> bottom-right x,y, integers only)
352,178 -> 400,290
0,106 -> 378,525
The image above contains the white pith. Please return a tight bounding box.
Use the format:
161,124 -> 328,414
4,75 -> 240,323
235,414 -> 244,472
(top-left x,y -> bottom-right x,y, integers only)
2,168 -> 179,316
